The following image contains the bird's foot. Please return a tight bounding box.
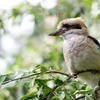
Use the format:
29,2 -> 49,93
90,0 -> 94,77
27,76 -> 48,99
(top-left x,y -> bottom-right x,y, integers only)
72,73 -> 77,78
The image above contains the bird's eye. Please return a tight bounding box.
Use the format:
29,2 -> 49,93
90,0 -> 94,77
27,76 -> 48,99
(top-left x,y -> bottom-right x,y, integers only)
63,24 -> 71,28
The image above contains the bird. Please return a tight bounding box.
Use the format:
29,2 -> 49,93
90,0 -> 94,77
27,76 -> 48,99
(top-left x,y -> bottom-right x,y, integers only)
49,17 -> 100,88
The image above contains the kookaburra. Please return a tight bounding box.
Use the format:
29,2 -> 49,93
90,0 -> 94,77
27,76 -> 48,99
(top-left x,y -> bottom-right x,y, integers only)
49,17 -> 100,88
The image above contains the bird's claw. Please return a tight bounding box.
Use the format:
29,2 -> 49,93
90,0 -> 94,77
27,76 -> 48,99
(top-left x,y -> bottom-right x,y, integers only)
72,73 -> 77,78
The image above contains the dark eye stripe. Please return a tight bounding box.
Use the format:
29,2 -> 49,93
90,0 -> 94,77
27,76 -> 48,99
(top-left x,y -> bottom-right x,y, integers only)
63,24 -> 81,29
72,24 -> 81,29
63,24 -> 71,28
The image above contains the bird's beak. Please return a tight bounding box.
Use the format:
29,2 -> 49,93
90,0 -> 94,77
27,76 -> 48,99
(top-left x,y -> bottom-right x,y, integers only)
49,29 -> 64,36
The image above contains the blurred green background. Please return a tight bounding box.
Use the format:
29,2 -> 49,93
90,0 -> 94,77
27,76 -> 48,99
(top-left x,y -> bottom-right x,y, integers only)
0,0 -> 100,100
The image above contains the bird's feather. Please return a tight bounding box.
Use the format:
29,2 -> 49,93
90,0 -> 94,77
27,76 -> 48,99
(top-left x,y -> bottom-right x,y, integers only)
87,35 -> 100,48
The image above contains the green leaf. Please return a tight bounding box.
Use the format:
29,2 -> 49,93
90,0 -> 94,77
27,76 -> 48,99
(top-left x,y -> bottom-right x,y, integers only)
35,79 -> 52,95
0,75 -> 7,85
54,78 -> 64,86
0,73 -> 14,85
51,91 -> 65,100
20,91 -> 37,100
32,64 -> 47,74
74,89 -> 94,95
37,86 -> 43,97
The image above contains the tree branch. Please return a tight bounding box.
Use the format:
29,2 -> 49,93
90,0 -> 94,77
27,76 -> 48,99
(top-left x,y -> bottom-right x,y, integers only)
2,68 -> 99,85
1,70 -> 71,85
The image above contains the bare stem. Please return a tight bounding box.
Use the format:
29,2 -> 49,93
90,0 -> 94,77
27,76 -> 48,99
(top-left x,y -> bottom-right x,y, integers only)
1,70 -> 71,85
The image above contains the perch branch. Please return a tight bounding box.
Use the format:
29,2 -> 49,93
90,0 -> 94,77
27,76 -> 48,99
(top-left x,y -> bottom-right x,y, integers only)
1,70 -> 71,85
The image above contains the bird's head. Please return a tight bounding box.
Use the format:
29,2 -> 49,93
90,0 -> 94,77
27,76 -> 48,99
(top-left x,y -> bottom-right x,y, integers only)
49,17 -> 88,37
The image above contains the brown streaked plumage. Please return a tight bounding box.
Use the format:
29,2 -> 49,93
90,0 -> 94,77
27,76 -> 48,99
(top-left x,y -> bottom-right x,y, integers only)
49,17 -> 100,89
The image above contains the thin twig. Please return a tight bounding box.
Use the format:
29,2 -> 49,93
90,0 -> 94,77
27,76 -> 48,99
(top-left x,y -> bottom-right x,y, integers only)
2,72 -> 41,85
2,69 -> 99,85
1,70 -> 71,85
47,70 -> 71,77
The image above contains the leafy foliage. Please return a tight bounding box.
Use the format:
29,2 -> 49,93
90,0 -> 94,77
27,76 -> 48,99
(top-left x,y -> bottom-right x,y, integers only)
0,0 -> 100,100
0,65 -> 95,100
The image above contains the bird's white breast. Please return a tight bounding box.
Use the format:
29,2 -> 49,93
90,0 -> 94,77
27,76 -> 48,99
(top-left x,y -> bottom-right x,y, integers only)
63,34 -> 100,88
